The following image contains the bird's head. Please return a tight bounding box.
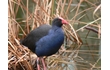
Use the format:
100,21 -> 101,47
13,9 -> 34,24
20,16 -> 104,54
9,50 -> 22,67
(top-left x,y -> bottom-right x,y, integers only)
52,17 -> 68,27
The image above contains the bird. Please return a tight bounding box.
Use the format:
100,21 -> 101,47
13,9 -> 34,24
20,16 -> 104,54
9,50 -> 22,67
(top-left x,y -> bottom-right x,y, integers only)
21,17 -> 68,70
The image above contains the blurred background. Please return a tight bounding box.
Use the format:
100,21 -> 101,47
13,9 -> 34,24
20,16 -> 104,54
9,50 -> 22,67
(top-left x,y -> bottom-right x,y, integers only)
8,0 -> 101,70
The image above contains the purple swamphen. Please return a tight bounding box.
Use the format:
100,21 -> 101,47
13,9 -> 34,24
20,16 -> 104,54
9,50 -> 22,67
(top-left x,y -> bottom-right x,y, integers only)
21,17 -> 68,70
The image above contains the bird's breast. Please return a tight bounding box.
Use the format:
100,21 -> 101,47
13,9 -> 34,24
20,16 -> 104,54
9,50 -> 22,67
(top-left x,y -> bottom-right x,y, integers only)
35,28 -> 64,57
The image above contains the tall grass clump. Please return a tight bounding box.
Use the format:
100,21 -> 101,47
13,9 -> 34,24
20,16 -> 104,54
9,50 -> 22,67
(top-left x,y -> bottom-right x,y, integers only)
8,0 -> 101,70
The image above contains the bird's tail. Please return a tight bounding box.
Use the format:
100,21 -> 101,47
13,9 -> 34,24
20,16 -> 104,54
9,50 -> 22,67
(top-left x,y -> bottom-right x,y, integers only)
19,39 -> 23,45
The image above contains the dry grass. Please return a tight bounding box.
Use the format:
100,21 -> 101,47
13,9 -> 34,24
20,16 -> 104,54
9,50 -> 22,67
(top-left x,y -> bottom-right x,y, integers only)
8,0 -> 101,70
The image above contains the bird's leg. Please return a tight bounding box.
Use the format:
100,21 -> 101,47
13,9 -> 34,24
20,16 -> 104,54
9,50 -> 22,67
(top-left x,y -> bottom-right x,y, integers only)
41,57 -> 47,70
37,57 -> 40,70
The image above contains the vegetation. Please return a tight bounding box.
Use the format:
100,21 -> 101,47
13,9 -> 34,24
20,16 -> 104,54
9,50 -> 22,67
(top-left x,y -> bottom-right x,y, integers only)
8,0 -> 101,70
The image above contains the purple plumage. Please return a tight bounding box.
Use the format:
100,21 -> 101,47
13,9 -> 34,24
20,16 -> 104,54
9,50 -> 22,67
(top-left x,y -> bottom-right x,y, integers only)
21,17 -> 68,70
36,25 -> 64,57
21,24 -> 51,53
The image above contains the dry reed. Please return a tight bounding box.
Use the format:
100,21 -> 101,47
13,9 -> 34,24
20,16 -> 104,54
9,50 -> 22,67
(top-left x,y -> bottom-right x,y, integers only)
8,0 -> 101,70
